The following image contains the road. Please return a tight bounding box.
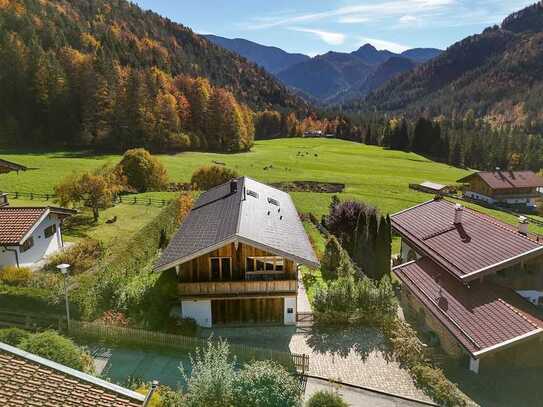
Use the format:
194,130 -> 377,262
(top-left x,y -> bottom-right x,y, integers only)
304,376 -> 436,407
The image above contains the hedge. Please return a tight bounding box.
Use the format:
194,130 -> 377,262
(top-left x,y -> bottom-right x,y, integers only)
0,283 -> 76,317
72,195 -> 188,320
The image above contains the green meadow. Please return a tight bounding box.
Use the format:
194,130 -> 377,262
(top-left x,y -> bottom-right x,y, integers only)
1,138 -> 541,237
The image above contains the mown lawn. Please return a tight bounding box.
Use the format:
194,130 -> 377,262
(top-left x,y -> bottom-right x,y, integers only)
10,198 -> 163,248
1,138 -> 541,234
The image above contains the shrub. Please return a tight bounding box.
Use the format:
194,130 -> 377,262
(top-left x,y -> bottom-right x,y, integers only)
233,360 -> 301,407
135,384 -> 184,407
306,390 -> 348,407
20,330 -> 92,372
411,364 -> 467,407
182,340 -> 236,407
190,165 -> 239,190
321,236 -> 356,281
117,148 -> 169,193
0,266 -> 32,286
0,327 -> 31,346
97,310 -> 130,327
325,199 -> 369,252
45,239 -> 102,274
0,283 -> 69,316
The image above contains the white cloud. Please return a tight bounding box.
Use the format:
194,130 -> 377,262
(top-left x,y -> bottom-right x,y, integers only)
358,37 -> 411,53
288,27 -> 346,45
399,15 -> 419,24
246,0 -> 457,29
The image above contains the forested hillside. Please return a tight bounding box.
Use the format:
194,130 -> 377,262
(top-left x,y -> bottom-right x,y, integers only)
0,0 -> 307,152
358,2 -> 543,131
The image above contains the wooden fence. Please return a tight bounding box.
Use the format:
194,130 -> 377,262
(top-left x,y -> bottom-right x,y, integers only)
2,191 -> 174,208
69,320 -> 308,374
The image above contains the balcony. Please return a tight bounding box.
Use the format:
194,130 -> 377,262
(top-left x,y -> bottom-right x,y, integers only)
178,279 -> 297,297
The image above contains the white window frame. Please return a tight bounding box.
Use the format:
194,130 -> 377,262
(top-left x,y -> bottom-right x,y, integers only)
246,256 -> 285,274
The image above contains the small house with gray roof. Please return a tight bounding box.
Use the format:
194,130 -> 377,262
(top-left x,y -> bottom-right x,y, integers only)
155,177 -> 319,327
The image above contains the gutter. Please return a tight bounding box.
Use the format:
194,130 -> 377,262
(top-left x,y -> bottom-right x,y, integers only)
143,381 -> 159,406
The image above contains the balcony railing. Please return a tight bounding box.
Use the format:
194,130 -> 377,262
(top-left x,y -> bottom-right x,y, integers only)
178,279 -> 297,297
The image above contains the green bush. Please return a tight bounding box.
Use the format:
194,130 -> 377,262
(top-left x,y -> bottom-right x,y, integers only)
0,266 -> 32,286
190,165 -> 239,190
182,340 -> 236,407
412,364 -> 467,407
0,327 -> 31,346
306,390 -> 348,407
45,239 -> 102,274
20,330 -> 92,372
233,360 -> 301,407
117,148 -> 169,192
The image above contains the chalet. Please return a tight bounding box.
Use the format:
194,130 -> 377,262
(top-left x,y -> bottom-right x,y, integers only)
155,177 -> 319,327
0,158 -> 26,174
392,198 -> 543,373
0,206 -> 75,268
0,158 -> 26,206
457,170 -> 543,210
0,341 -> 146,406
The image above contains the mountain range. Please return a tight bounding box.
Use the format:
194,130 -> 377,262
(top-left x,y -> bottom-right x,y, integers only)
356,1 -> 543,130
204,35 -> 441,103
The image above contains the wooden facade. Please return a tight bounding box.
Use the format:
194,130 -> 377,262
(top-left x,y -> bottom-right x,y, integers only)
464,176 -> 540,199
211,298 -> 284,325
176,242 -> 297,297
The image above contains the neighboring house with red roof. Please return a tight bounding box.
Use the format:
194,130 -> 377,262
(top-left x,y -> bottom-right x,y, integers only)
0,341 -> 146,406
154,177 -> 319,327
0,206 -> 75,268
457,170 -> 543,210
392,198 -> 543,373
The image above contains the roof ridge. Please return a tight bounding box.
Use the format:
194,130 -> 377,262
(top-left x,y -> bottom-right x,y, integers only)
455,200 -> 542,245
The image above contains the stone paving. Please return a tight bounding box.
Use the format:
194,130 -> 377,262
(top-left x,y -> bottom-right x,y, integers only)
289,327 -> 432,403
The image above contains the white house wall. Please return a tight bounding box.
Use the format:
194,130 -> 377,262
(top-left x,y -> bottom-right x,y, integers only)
0,214 -> 64,268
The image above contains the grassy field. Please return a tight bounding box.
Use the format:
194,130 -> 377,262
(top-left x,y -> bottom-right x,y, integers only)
1,138 -> 541,235
11,198 -> 163,248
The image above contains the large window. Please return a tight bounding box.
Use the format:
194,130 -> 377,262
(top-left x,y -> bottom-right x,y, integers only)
44,224 -> 57,239
20,237 -> 34,253
210,257 -> 232,281
246,257 -> 285,274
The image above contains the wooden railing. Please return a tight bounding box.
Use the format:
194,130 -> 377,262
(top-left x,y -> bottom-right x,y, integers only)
178,279 -> 297,296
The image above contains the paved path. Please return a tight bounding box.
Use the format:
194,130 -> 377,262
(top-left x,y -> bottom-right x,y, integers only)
297,277 -> 313,313
305,376 -> 435,407
289,327 -> 432,403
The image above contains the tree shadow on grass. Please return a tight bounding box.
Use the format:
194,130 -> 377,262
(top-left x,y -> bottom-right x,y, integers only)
304,325 -> 393,363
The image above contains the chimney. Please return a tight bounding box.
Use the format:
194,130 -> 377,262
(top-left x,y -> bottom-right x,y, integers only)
454,203 -> 464,224
518,216 -> 529,235
230,179 -> 238,194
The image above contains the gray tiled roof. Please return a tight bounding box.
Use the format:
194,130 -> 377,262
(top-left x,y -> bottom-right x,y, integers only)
155,177 -> 320,271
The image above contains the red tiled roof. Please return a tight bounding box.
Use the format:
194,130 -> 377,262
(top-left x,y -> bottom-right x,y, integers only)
0,207 -> 76,245
0,342 -> 144,406
391,199 -> 543,281
457,170 -> 543,189
0,207 -> 47,245
394,258 -> 543,357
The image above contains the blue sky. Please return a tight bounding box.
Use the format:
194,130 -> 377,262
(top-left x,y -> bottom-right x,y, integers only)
132,0 -> 534,56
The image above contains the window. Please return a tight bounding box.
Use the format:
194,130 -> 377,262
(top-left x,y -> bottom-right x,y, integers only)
247,189 -> 259,199
246,257 -> 285,274
210,257 -> 232,281
267,197 -> 279,206
44,224 -> 56,239
20,237 -> 34,253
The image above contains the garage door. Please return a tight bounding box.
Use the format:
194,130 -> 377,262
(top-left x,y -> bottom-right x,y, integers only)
212,298 -> 284,325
